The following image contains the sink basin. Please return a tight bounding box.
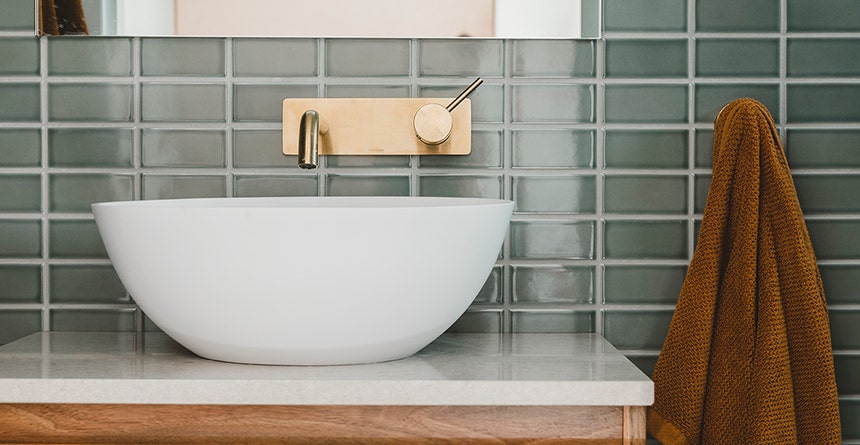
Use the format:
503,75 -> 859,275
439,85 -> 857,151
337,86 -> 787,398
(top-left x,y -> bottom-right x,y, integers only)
92,196 -> 513,365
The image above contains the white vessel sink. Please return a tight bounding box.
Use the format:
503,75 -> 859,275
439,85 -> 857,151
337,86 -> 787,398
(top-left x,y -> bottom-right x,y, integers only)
92,197 -> 513,365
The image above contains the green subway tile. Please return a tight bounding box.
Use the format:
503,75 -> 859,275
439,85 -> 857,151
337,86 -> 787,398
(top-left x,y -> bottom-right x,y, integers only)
788,85 -> 860,123
420,130 -> 502,168
142,129 -> 226,168
447,310 -> 501,333
788,39 -> 860,78
233,130 -> 293,168
0,0 -> 36,31
0,175 -> 40,212
143,314 -> 163,333
512,85 -> 594,123
326,39 -> 410,77
49,174 -> 134,212
604,175 -> 688,214
604,220 -> 688,259
48,37 -> 132,76
49,83 -> 133,122
604,310 -> 673,350
325,175 -> 409,196
512,175 -> 595,213
420,84 -> 503,123
603,266 -> 686,304
0,311 -> 41,346
834,355 -> 860,394
142,175 -> 226,200
233,84 -> 316,122
0,38 -> 39,75
807,220 -> 860,260
50,309 -> 136,332
511,130 -> 594,169
510,221 -> 594,260
820,265 -> 860,305
0,266 -> 41,303
695,130 -> 714,168
0,83 -> 40,122
696,39 -> 779,78
794,175 -> 860,214
830,310 -> 860,349
842,400 -> 860,440
49,219 -> 106,259
605,39 -> 687,78
325,84 -> 410,98
326,156 -> 410,168
141,83 -> 225,122
694,174 -> 711,214
512,40 -> 595,78
473,267 -> 502,305
233,175 -> 319,197
627,356 -> 659,378
695,84 -> 779,123
604,0 -> 687,32
48,128 -> 133,168
419,175 -> 502,199
605,85 -> 688,124
141,38 -> 225,76
418,40 -> 503,77
0,220 -> 41,258
50,265 -> 129,304
233,38 -> 317,77
511,311 -> 595,333
786,130 -> 860,169
512,266 -> 594,304
696,0 -> 779,32
604,130 -> 688,169
788,0 -> 860,32
0,129 -> 40,167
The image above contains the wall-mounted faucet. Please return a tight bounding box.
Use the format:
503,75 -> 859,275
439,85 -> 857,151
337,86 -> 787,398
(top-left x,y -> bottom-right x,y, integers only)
297,110 -> 329,169
283,78 -> 482,168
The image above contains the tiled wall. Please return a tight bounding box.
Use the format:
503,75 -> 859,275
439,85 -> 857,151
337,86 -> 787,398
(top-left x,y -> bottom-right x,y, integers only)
1,0 -> 859,440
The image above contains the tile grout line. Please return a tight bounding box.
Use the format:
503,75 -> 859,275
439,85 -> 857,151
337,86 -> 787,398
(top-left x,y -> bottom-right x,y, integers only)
501,39 -> 513,333
593,35 -> 606,335
131,36 -> 143,333
225,38 -> 234,197
687,0 -> 697,263
39,34 -> 49,333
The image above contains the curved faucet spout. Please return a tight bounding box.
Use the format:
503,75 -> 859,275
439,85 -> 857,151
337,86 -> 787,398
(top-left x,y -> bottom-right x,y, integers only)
298,110 -> 320,169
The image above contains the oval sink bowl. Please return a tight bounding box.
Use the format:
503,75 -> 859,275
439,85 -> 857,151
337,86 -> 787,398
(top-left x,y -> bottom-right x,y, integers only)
92,197 -> 513,365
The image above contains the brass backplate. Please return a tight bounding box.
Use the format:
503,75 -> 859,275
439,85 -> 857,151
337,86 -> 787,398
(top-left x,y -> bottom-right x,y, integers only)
282,98 -> 471,156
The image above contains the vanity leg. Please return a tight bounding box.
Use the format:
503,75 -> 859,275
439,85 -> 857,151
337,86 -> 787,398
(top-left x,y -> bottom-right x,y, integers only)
622,406 -> 646,445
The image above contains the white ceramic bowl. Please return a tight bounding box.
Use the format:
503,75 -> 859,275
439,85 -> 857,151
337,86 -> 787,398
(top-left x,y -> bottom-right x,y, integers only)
93,197 -> 513,365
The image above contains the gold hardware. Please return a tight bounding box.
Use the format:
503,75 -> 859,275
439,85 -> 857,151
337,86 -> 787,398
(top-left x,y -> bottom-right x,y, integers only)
282,98 -> 472,157
414,78 -> 483,145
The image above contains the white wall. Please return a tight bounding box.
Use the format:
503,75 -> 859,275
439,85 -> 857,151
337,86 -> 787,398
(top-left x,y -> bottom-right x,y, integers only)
494,0 -> 582,38
174,0 -> 494,37
116,0 -> 174,36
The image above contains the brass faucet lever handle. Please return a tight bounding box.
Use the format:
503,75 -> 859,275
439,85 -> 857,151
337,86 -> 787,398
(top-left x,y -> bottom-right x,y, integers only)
414,77 -> 483,146
446,77 -> 484,112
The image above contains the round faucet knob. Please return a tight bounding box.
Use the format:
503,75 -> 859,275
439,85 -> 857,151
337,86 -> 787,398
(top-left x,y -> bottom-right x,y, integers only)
414,103 -> 453,145
413,77 -> 483,146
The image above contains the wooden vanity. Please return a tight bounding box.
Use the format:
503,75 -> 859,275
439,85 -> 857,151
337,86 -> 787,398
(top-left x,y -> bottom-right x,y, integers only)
0,332 -> 652,444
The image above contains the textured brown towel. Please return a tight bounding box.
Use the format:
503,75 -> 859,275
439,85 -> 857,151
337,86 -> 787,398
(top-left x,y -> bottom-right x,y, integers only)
647,98 -> 842,445
40,0 -> 89,35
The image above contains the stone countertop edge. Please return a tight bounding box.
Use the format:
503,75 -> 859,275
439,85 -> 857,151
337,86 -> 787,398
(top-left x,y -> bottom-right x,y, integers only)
0,332 -> 654,407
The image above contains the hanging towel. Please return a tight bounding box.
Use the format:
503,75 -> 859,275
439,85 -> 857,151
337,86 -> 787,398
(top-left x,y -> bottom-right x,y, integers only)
647,98 -> 842,445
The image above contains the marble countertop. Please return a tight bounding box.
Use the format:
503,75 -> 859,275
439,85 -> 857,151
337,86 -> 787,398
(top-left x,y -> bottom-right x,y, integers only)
0,332 -> 653,406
